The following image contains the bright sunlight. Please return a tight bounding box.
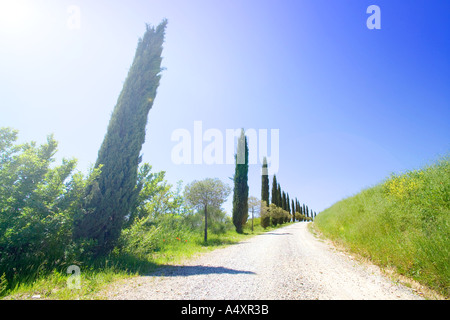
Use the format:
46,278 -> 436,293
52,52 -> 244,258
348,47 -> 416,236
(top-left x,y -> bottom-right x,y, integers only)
0,0 -> 37,34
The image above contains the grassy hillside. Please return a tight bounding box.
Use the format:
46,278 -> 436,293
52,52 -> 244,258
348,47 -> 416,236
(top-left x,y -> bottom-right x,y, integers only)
314,156 -> 449,298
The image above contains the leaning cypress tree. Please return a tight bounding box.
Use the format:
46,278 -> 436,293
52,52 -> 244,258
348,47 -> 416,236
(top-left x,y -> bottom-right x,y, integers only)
232,129 -> 249,234
261,157 -> 269,206
73,21 -> 167,255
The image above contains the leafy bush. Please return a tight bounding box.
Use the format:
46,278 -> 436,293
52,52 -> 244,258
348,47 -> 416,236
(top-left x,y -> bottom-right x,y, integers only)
0,273 -> 7,296
268,203 -> 290,226
260,202 -> 271,228
0,128 -> 102,290
118,167 -> 193,258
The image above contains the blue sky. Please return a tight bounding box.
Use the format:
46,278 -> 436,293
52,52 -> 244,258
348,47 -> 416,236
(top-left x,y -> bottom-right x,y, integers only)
1,0 -> 449,214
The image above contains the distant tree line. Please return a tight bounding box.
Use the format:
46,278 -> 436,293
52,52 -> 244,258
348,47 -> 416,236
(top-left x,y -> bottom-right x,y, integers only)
260,157 -> 317,228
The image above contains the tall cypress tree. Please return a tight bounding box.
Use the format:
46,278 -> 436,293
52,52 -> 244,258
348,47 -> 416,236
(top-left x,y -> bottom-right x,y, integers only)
287,193 -> 290,213
277,183 -> 282,208
291,199 -> 295,222
285,193 -> 290,223
232,129 -> 249,234
271,175 -> 278,206
73,21 -> 167,254
282,191 -> 287,211
261,157 -> 269,206
298,200 -> 302,220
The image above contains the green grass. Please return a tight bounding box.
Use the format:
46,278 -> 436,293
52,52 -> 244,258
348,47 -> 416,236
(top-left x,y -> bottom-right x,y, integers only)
1,218 -> 289,300
314,156 -> 449,298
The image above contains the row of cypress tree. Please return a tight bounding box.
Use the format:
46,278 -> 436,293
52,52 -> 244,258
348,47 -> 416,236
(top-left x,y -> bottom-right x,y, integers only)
232,130 -> 318,232
73,20 -> 316,256
261,157 -> 317,226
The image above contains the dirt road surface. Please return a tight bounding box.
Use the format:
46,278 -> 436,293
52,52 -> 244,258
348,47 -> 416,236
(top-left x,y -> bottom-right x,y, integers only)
105,223 -> 423,300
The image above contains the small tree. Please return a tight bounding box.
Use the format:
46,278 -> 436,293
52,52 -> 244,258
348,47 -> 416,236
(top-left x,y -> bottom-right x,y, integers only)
260,201 -> 270,228
248,196 -> 261,232
185,178 -> 231,242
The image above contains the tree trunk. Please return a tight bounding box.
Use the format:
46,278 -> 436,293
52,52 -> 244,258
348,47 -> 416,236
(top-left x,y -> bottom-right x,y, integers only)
204,204 -> 208,242
251,208 -> 254,232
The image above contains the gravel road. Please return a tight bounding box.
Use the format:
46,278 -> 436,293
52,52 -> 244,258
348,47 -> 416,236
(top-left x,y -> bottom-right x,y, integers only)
105,223 -> 423,300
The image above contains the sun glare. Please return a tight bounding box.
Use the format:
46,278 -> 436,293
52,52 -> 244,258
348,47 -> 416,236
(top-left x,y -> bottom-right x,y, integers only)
0,0 -> 36,33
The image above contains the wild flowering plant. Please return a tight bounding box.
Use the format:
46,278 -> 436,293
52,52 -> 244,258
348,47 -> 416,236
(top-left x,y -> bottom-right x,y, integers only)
384,171 -> 423,200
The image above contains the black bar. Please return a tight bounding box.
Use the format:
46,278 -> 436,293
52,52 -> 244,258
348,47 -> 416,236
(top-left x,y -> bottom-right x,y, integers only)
1,299 -> 446,319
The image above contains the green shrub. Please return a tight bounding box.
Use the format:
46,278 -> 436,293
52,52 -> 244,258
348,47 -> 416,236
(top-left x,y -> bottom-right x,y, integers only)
0,128 -> 99,285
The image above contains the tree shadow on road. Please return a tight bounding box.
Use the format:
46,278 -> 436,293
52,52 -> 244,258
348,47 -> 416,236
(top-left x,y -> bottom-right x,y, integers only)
260,232 -> 292,236
197,238 -> 241,247
147,265 -> 256,277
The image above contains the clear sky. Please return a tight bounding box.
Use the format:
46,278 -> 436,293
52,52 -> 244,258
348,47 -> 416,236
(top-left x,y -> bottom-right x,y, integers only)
1,0 -> 449,214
